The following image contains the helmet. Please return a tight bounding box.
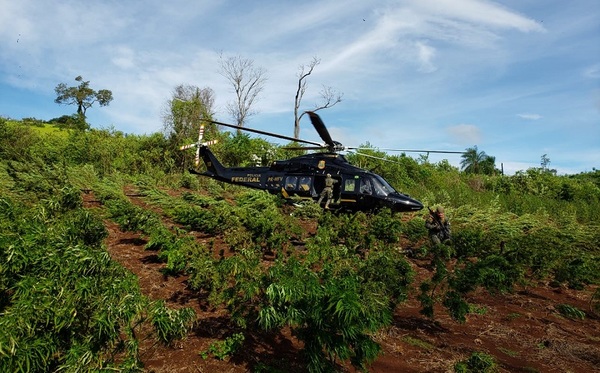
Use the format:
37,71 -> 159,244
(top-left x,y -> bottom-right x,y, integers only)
436,206 -> 445,214
326,173 -> 331,177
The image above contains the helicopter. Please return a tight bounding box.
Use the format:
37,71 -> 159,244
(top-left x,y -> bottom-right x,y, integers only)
180,111 -> 462,213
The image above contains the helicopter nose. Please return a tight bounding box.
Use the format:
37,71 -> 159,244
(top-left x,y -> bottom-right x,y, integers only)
408,199 -> 424,211
392,195 -> 424,212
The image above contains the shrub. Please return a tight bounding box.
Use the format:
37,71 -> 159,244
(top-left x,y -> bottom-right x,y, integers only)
553,256 -> 598,290
290,199 -> 323,219
171,204 -> 219,233
187,245 -> 218,292
201,333 -> 245,360
151,301 -> 196,345
452,228 -> 492,258
401,216 -> 427,244
0,197 -> 149,371
454,352 -> 497,372
556,304 -> 585,320
368,209 -> 403,244
180,170 -> 200,190
63,209 -> 108,247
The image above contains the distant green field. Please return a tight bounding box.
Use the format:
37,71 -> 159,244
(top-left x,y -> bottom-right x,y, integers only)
7,119 -> 69,138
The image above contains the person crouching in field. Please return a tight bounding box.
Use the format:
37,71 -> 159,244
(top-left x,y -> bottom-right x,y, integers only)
425,206 -> 451,245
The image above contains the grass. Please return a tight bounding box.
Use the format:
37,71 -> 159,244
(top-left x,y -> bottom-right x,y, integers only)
401,335 -> 434,350
32,123 -> 69,137
499,347 -> 519,357
506,312 -> 522,321
556,304 -> 586,320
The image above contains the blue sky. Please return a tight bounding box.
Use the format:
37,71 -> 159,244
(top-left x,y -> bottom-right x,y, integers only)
1,0 -> 598,175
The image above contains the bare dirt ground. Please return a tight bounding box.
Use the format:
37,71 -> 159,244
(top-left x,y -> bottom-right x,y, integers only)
84,191 -> 600,373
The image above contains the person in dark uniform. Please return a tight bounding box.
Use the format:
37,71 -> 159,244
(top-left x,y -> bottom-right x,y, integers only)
425,206 -> 451,245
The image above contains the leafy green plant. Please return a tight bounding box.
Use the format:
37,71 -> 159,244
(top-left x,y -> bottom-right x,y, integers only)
368,209 -> 403,244
452,228 -> 492,258
0,196 -> 148,371
499,347 -> 518,357
105,197 -> 161,233
150,301 -> 196,345
200,333 -> 245,360
553,256 -> 598,290
402,335 -> 434,350
180,170 -> 200,189
289,199 -> 323,219
187,244 -> 218,292
556,304 -> 586,320
468,304 -> 488,315
454,352 -> 497,372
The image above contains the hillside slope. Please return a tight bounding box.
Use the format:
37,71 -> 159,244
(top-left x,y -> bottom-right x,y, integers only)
85,188 -> 600,373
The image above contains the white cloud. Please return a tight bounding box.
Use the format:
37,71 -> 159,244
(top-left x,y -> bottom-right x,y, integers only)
412,0 -> 545,33
517,113 -> 542,120
447,124 -> 482,145
110,46 -> 136,70
415,41 -> 438,73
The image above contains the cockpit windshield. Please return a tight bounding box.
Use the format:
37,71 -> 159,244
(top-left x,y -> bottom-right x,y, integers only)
372,175 -> 397,196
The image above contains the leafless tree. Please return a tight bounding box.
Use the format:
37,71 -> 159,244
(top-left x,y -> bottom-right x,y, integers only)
219,54 -> 268,129
293,57 -> 343,139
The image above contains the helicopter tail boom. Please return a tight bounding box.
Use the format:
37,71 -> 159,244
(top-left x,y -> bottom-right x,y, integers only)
198,145 -> 226,177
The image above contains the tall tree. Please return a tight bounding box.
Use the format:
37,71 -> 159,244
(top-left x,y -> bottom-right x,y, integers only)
293,57 -> 343,139
162,84 -> 216,142
480,154 -> 497,175
460,146 -> 496,175
54,76 -> 113,119
162,84 -> 216,170
219,54 -> 267,129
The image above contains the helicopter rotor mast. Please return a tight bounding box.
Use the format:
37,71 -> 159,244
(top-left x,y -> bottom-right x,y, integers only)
306,111 -> 345,152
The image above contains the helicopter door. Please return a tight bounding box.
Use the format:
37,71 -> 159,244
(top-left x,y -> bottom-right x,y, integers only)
332,176 -> 357,207
356,177 -> 377,208
315,175 -> 342,203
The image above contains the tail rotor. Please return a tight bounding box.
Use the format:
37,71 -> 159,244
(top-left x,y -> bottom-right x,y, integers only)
179,124 -> 218,167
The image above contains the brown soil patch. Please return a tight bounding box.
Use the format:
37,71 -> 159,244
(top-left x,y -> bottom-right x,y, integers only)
84,190 -> 600,373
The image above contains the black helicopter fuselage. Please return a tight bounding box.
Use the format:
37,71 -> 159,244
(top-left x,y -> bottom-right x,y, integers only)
196,145 -> 423,213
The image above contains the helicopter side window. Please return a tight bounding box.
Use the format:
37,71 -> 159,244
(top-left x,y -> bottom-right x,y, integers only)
298,176 -> 312,192
360,179 -> 373,195
372,176 -> 396,196
344,178 -> 356,192
285,176 -> 298,191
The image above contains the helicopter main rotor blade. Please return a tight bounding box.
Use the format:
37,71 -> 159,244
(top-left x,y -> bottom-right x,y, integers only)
349,147 -> 465,154
281,146 -> 325,151
350,151 -> 404,164
201,119 -> 322,147
306,111 -> 335,149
